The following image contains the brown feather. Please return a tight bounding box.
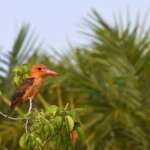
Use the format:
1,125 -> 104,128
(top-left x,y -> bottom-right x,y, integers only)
11,77 -> 35,109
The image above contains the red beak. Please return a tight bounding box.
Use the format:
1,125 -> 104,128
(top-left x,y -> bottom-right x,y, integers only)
44,68 -> 58,76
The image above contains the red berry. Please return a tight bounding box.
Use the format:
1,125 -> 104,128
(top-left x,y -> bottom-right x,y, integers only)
71,130 -> 78,141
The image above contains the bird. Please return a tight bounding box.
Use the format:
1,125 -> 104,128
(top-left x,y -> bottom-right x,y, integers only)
10,64 -> 58,111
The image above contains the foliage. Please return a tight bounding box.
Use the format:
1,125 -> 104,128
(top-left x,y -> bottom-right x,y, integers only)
13,64 -> 30,86
0,24 -> 40,95
1,10 -> 150,150
0,63 -> 82,149
19,105 -> 82,150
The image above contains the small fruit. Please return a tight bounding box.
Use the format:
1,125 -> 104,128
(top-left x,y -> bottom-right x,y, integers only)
71,130 -> 78,141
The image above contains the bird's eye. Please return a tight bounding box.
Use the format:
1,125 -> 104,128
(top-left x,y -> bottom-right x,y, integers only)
37,67 -> 42,70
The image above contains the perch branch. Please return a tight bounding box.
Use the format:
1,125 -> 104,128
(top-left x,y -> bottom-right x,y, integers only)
25,97 -> 33,133
0,112 -> 28,120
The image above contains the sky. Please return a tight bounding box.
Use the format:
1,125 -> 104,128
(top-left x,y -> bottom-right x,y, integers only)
0,0 -> 150,51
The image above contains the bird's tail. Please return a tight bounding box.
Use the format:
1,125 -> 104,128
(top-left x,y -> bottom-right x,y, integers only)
10,99 -> 19,109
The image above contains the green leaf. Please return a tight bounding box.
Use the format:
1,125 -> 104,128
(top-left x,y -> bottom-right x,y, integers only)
13,76 -> 21,85
19,134 -> 28,148
46,105 -> 58,115
54,116 -> 63,128
76,127 -> 84,140
65,115 -> 74,132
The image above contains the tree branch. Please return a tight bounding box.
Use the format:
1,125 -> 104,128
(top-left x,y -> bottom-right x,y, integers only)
25,98 -> 33,133
0,112 -> 27,120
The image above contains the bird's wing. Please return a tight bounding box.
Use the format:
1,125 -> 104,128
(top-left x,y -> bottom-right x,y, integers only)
11,77 -> 35,108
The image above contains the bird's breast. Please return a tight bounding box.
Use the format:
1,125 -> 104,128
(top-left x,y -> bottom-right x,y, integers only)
23,78 -> 42,101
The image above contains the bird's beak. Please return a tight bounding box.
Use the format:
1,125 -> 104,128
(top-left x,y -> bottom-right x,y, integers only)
44,68 -> 58,76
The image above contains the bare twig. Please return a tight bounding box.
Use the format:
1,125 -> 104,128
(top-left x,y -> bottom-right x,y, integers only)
25,118 -> 29,133
28,98 -> 33,113
0,97 -> 33,133
0,112 -> 27,120
25,98 -> 33,133
64,103 -> 69,110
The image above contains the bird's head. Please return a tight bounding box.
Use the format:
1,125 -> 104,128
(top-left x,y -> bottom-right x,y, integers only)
31,64 -> 58,78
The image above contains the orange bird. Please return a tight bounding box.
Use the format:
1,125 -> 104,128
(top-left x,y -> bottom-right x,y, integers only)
10,64 -> 58,110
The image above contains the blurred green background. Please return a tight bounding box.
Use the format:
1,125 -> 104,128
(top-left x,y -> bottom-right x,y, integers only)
1,10 -> 150,150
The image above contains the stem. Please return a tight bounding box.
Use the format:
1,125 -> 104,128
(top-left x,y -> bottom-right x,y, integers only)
0,112 -> 27,120
64,103 -> 69,111
25,98 -> 33,133
0,97 -> 33,133
25,118 -> 29,133
28,98 -> 33,113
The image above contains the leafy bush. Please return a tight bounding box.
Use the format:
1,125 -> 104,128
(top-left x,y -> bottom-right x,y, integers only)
19,105 -> 83,150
